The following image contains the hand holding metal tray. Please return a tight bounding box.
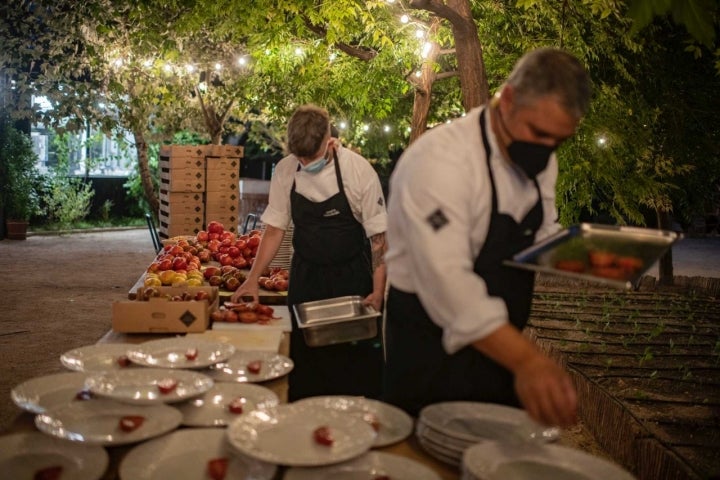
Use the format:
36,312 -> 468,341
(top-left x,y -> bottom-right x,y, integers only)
503,223 -> 682,289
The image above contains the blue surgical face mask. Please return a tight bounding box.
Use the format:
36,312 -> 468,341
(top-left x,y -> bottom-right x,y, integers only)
301,156 -> 328,174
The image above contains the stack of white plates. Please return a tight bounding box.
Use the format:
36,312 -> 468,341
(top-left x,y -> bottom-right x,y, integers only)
461,441 -> 637,480
268,223 -> 293,271
416,402 -> 559,468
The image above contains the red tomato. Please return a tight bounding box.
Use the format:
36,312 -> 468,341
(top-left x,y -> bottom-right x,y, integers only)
255,304 -> 274,316
185,347 -> 198,360
116,355 -> 131,367
554,259 -> 586,273
118,415 -> 145,432
157,378 -> 178,394
196,231 -> 209,243
228,397 -> 245,414
33,465 -> 63,480
247,360 -> 262,374
363,412 -> 381,432
616,256 -> 643,272
207,221 -> 225,234
592,266 -> 628,280
313,426 -> 334,446
207,458 -> 228,480
588,250 -> 617,268
247,236 -> 261,248
239,312 -> 259,323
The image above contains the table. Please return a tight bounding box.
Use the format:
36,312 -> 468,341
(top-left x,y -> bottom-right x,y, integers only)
6,329 -> 459,480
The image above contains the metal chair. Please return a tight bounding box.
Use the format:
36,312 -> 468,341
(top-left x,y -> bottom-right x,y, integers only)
145,213 -> 161,253
243,213 -> 258,233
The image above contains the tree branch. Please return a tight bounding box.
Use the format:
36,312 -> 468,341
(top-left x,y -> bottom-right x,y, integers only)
409,0 -> 467,26
435,70 -> 458,81
302,16 -> 377,61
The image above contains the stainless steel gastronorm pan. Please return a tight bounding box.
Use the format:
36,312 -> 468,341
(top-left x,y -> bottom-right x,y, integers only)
504,223 -> 682,289
293,295 -> 380,347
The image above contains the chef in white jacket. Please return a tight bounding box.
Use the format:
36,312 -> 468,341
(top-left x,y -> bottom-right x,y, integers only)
383,48 -> 591,427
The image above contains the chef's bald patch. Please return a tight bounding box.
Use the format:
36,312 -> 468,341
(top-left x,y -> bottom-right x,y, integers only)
426,208 -> 449,231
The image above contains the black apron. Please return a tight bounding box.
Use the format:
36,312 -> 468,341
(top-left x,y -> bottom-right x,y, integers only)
383,108 -> 543,416
287,153 -> 383,401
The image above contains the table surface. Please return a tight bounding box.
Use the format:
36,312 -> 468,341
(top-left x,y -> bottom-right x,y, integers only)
6,330 -> 460,480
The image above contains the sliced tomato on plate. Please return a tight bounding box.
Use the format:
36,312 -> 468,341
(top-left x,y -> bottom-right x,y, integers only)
313,426 -> 334,446
118,415 -> 145,432
207,457 -> 228,480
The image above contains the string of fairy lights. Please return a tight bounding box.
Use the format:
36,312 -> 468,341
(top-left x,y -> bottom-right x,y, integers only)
101,0 -> 442,138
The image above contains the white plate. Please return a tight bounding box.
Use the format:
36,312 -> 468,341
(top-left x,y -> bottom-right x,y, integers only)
0,432 -> 108,480
11,372 -> 89,414
206,350 -> 294,383
227,404 -> 376,467
419,401 -> 557,445
85,368 -> 213,405
120,428 -> 276,480
284,451 -> 442,480
463,441 -> 636,480
61,343 -> 138,372
176,382 -> 279,427
127,338 -> 236,369
293,395 -> 414,447
35,399 -> 182,446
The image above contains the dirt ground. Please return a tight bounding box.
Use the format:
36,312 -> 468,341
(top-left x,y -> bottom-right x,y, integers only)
1,228 -> 717,479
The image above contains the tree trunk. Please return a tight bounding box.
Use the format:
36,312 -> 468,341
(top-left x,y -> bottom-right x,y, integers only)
447,0 -> 489,110
133,129 -> 159,218
409,20 -> 441,143
656,208 -> 674,286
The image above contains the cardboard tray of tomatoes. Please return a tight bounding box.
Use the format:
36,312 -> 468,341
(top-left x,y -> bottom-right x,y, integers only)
504,223 -> 682,289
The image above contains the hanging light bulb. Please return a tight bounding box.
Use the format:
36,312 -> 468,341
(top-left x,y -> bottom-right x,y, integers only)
400,14 -> 409,23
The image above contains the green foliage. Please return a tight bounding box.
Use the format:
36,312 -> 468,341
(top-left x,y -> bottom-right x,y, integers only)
41,174 -> 95,228
40,132 -> 95,228
0,114 -> 42,220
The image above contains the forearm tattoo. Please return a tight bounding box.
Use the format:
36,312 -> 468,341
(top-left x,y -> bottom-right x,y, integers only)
370,233 -> 386,272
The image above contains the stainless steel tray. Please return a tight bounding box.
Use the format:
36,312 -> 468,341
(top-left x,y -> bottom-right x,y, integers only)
504,223 -> 682,289
293,295 -> 380,347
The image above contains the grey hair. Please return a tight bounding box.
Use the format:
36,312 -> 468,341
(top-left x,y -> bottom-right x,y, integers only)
505,47 -> 591,120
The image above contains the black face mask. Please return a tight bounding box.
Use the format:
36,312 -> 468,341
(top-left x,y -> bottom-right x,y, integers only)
506,141 -> 554,180
496,107 -> 555,180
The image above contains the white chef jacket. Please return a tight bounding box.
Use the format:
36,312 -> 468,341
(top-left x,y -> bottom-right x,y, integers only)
261,144 -> 388,238
385,106 -> 561,354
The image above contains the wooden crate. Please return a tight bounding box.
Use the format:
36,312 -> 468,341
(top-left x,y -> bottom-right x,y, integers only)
206,168 -> 239,184
206,177 -> 239,193
205,145 -> 244,158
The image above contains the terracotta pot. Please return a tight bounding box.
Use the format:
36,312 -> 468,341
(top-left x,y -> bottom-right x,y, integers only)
5,219 -> 29,240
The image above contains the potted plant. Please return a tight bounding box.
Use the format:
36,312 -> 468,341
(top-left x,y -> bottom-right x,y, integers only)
0,115 -> 41,240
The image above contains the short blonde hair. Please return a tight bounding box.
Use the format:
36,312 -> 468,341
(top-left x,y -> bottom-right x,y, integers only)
286,104 -> 330,157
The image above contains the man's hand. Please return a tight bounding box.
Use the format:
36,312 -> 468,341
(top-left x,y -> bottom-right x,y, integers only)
230,277 -> 260,304
362,291 -> 383,312
514,354 -> 577,427
473,324 -> 577,428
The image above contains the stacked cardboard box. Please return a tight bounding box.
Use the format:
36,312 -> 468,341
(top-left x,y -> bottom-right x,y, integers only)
205,145 -> 241,233
158,145 -> 243,238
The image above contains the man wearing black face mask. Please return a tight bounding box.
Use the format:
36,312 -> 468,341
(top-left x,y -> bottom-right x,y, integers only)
383,48 -> 591,428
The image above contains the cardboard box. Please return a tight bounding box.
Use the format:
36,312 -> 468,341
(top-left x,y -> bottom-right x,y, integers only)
206,178 -> 239,192
160,168 -> 205,192
159,156 -> 205,170
112,286 -> 218,333
160,145 -> 208,158
206,168 -> 239,184
205,198 -> 238,213
205,157 -> 240,170
159,223 -> 203,238
159,210 -> 204,226
159,199 -> 204,216
206,145 -> 244,158
159,190 -> 204,204
205,190 -> 239,203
